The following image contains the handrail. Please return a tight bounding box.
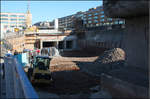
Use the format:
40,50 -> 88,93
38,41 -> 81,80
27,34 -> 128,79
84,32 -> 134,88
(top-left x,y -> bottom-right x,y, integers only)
4,57 -> 38,98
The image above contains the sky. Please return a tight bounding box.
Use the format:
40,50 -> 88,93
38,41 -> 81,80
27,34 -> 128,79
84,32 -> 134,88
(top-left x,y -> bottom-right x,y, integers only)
1,1 -> 103,24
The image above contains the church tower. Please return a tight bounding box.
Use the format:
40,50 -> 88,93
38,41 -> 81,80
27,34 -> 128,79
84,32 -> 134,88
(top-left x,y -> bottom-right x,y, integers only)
26,0 -> 32,28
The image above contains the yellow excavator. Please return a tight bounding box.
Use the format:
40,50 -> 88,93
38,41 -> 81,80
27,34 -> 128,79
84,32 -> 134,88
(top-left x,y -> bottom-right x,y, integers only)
28,55 -> 53,84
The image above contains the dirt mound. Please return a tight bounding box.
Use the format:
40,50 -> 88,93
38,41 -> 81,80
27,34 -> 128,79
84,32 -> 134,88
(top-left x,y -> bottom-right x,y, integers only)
95,48 -> 125,64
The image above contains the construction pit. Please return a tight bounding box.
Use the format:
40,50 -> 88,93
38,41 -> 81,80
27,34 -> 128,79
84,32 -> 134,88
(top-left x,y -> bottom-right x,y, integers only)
32,49 -> 114,98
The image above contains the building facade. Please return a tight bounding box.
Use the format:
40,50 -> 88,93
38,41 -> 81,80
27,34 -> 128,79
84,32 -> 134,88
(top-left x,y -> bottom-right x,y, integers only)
57,6 -> 125,30
83,6 -> 125,27
5,33 -> 25,52
0,12 -> 32,33
58,14 -> 75,30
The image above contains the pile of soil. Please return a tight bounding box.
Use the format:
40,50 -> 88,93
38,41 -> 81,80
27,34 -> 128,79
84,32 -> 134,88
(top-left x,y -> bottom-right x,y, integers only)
95,48 -> 125,64
77,48 -> 126,77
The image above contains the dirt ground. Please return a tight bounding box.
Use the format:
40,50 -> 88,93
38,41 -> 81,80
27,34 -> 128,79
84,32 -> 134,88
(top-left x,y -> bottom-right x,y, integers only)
33,49 -> 112,98
50,56 -> 98,72
34,55 -> 105,98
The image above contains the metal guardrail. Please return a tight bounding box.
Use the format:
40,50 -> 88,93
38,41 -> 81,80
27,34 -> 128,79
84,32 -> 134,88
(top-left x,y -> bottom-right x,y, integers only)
4,56 -> 38,98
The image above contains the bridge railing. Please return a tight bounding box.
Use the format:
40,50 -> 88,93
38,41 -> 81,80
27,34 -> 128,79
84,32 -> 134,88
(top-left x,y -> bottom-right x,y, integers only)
4,57 -> 38,98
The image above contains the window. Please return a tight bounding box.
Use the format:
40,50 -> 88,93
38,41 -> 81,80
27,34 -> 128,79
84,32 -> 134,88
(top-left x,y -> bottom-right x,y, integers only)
19,15 -> 25,17
100,11 -> 104,14
119,21 -> 124,24
107,18 -> 112,21
10,15 -> 17,17
0,18 -> 8,20
96,24 -> 99,26
106,22 -> 110,25
94,20 -> 98,23
88,21 -> 92,23
94,13 -> 98,15
1,14 -> 8,17
11,22 -> 17,24
19,19 -> 25,21
103,23 -> 106,26
11,19 -> 17,21
101,15 -> 104,18
90,24 -> 93,27
100,23 -> 103,26
100,19 -> 104,22
114,21 -> 119,24
83,18 -> 86,20
1,22 -> 8,24
88,14 -> 92,17
88,17 -> 92,20
94,16 -> 98,19
84,21 -> 87,24
19,22 -> 25,24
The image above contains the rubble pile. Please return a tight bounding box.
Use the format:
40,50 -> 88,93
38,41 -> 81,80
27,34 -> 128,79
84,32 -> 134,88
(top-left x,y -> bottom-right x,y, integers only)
78,48 -> 126,77
95,48 -> 125,64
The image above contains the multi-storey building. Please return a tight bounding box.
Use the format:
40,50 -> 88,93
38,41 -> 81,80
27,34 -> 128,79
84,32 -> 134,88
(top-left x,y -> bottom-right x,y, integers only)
84,6 -> 125,27
57,6 -> 125,30
0,12 -> 32,33
58,14 -> 75,30
34,6 -> 125,32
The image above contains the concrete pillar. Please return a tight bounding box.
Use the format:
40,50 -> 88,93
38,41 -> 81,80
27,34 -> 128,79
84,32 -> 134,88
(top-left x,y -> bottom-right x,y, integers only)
56,41 -> 59,49
122,16 -> 148,70
73,40 -> 76,49
40,40 -> 43,49
103,0 -> 149,71
64,40 -> 66,49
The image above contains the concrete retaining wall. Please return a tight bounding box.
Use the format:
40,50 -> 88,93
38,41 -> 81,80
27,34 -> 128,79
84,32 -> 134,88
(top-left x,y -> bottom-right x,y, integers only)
101,74 -> 148,98
78,28 -> 125,50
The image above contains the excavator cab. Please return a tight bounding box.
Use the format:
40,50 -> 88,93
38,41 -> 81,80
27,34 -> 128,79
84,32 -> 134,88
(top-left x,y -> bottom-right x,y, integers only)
28,56 -> 53,84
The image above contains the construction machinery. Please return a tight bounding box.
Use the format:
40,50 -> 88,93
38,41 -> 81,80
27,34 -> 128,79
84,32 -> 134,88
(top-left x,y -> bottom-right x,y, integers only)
28,55 -> 53,84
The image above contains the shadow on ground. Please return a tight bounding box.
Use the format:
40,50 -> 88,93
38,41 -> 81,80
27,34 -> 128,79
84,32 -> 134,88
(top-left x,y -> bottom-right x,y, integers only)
33,70 -> 100,95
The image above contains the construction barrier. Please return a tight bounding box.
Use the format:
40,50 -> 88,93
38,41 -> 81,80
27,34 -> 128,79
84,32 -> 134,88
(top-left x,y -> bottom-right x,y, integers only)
14,53 -> 30,67
3,57 -> 38,98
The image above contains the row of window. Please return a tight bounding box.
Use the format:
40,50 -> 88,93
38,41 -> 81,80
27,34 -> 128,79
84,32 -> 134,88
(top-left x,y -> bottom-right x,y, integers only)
87,19 -> 105,23
1,14 -> 25,18
1,21 -> 25,24
86,21 -> 124,26
2,25 -> 24,27
0,18 -> 26,21
86,11 -> 104,17
87,15 -> 105,20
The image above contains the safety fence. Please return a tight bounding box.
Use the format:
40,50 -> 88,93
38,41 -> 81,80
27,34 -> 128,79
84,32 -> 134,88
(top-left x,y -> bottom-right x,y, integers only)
3,56 -> 38,98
